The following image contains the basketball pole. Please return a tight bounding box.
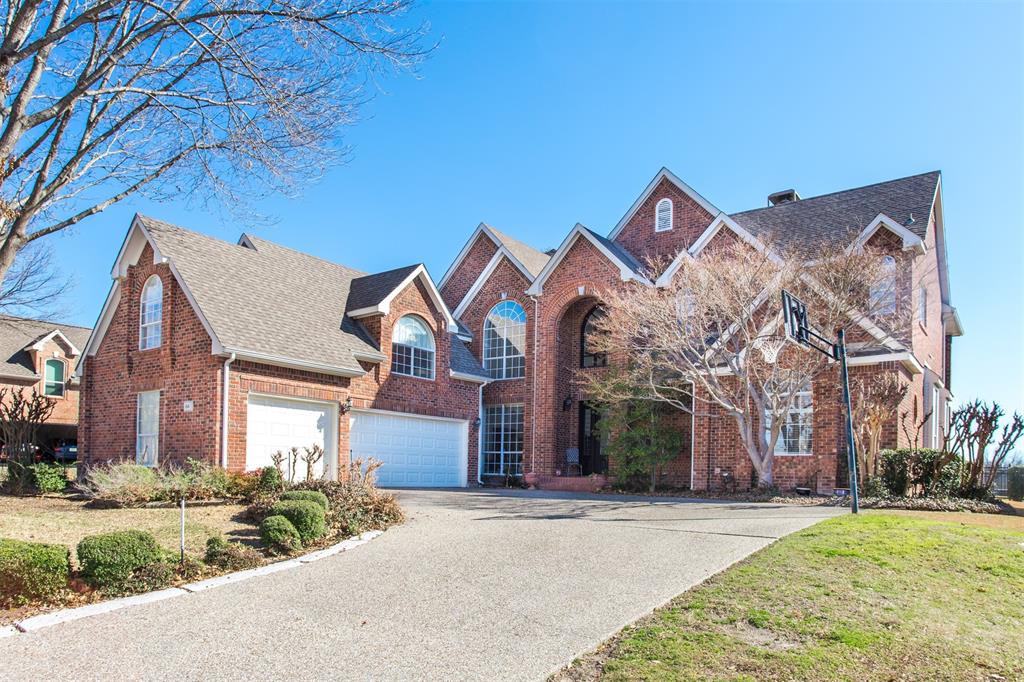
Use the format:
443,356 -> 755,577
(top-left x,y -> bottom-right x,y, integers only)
836,329 -> 860,514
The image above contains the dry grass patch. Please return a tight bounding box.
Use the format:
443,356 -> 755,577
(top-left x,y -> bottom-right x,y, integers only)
0,495 -> 255,561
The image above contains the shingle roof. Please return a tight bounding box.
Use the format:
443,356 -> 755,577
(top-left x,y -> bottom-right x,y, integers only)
449,335 -> 488,379
347,265 -> 419,311
0,315 -> 91,380
487,226 -> 551,278
729,171 -> 940,250
582,226 -> 644,274
139,217 -> 387,374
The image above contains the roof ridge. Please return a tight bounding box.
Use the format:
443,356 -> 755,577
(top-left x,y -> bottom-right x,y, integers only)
0,313 -> 92,331
730,170 -> 941,217
486,225 -> 548,256
240,233 -> 368,278
351,263 -> 420,281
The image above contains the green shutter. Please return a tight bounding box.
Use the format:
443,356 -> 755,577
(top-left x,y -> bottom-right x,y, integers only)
44,360 -> 64,395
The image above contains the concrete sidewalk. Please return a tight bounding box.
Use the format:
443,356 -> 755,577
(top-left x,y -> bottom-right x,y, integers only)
0,489 -> 842,681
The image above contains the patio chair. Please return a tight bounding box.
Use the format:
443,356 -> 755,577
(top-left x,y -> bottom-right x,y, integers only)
565,447 -> 582,477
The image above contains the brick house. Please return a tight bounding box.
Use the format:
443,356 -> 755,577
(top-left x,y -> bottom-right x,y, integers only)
78,215 -> 489,485
440,168 -> 961,492
0,315 -> 91,455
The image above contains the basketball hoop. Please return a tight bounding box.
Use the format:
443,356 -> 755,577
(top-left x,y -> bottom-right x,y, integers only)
752,336 -> 787,364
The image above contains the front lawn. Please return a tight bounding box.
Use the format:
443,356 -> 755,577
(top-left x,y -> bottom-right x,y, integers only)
557,512 -> 1024,681
0,495 -> 255,558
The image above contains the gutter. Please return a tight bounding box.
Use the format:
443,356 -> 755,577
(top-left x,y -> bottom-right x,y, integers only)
221,353 -> 236,468
530,294 -> 539,475
477,382 -> 485,486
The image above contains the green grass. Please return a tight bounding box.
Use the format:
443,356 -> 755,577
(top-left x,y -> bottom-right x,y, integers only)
564,513 -> 1024,681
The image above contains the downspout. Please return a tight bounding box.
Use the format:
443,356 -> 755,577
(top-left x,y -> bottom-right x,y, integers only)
477,381 -> 485,485
221,353 -> 236,469
530,294 -> 540,474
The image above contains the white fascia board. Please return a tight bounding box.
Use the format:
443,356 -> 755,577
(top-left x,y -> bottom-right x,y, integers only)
654,247 -> 695,287
689,213 -> 783,264
29,330 -> 81,357
352,350 -> 387,363
451,250 -> 509,319
112,216 -> 163,278
847,351 -> 923,375
526,224 -> 650,296
221,348 -> 366,378
609,168 -> 720,241
165,259 -> 224,354
848,213 -> 926,255
0,372 -> 40,381
438,223 -> 502,289
942,305 -> 964,337
450,370 -> 490,384
349,265 -> 459,334
797,273 -> 905,352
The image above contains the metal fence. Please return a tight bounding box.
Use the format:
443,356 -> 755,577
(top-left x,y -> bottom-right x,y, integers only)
993,467 -> 1009,496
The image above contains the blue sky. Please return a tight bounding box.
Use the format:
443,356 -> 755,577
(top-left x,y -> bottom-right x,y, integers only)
46,0 -> 1023,418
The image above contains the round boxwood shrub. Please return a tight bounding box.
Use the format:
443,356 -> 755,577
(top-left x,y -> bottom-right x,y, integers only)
280,490 -> 329,512
0,538 -> 70,606
77,530 -> 162,592
270,499 -> 326,544
259,515 -> 302,553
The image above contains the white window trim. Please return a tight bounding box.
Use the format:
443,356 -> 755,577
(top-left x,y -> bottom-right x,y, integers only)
769,384 -> 814,457
655,198 -> 673,232
482,404 -> 524,477
43,358 -> 67,398
139,274 -> 163,350
870,255 -> 897,316
136,390 -> 160,467
931,385 -> 941,448
390,315 -> 436,381
483,301 -> 527,380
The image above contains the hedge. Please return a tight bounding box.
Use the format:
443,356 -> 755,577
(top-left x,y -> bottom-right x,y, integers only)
0,538 -> 70,606
77,530 -> 162,593
259,515 -> 302,553
270,500 -> 326,544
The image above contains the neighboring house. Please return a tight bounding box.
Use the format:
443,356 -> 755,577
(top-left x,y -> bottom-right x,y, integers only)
78,216 -> 488,486
0,315 -> 92,455
440,168 -> 962,492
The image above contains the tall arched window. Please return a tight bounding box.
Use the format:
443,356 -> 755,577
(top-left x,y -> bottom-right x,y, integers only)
870,255 -> 897,315
581,306 -> 608,368
484,301 -> 526,379
655,198 -> 673,232
44,359 -> 66,397
139,275 -> 163,350
391,315 -> 435,379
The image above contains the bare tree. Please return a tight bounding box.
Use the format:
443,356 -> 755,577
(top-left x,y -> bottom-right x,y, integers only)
0,386 -> 56,493
851,372 -> 908,484
0,240 -> 67,314
584,236 -> 907,487
0,0 -> 432,285
947,400 -> 1024,497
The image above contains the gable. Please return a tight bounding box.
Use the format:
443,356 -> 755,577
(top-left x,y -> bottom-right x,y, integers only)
526,224 -> 649,296
440,230 -> 500,309
453,253 -> 532,320
609,170 -> 718,267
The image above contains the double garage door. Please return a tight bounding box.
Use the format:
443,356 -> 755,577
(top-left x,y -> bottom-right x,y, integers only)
245,395 -> 467,487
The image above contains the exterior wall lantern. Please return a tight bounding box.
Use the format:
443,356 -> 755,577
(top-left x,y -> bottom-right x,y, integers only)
340,396 -> 353,414
562,396 -> 573,411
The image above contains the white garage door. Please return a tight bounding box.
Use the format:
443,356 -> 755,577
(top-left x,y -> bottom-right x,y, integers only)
246,394 -> 338,481
350,410 -> 467,488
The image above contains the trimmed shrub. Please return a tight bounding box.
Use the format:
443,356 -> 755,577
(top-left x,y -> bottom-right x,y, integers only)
257,466 -> 283,495
204,537 -> 263,570
878,449 -> 961,497
78,462 -> 161,506
259,515 -> 301,554
27,463 -> 67,494
270,500 -> 326,544
0,538 -> 70,606
293,479 -> 404,536
77,530 -> 162,593
280,490 -> 329,512
1008,466 -> 1024,502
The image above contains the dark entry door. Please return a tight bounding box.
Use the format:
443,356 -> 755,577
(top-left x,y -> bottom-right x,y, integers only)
579,402 -> 607,475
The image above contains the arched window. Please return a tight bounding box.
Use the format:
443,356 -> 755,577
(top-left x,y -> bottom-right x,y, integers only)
870,255 -> 897,315
391,315 -> 435,379
484,301 -> 526,379
139,275 -> 163,350
655,198 -> 673,232
581,306 -> 608,368
43,359 -> 66,397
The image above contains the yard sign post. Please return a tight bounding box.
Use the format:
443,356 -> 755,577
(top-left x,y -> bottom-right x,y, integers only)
781,290 -> 860,514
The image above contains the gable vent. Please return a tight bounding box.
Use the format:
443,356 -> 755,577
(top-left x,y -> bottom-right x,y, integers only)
655,198 -> 673,232
768,189 -> 801,206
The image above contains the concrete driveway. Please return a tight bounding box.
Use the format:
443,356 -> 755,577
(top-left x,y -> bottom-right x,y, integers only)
0,489 -> 842,681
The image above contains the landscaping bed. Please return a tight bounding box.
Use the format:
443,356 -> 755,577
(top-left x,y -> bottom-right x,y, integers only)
554,512 -> 1024,681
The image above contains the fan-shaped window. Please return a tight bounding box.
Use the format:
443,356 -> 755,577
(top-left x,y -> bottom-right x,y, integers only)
139,275 -> 163,350
44,359 -> 66,397
655,198 -> 673,232
581,306 -> 608,368
484,301 -> 526,379
391,315 -> 435,379
870,255 -> 897,315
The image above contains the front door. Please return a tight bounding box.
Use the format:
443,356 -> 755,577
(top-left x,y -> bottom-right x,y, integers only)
579,402 -> 607,475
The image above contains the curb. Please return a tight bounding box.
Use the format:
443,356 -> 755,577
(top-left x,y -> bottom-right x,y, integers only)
6,529 -> 386,637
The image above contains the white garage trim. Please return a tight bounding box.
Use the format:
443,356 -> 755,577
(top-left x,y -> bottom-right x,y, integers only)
349,408 -> 468,488
246,393 -> 340,481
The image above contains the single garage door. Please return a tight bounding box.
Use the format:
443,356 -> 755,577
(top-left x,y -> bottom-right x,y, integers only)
246,394 -> 338,480
349,410 -> 467,487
